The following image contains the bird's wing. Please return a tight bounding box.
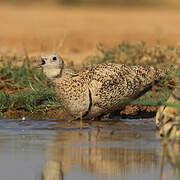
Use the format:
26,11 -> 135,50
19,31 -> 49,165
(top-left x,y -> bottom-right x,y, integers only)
80,64 -> 137,110
82,63 -> 167,111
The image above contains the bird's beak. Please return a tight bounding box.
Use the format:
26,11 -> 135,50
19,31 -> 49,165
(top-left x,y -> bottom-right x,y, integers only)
34,57 -> 43,68
35,64 -> 42,68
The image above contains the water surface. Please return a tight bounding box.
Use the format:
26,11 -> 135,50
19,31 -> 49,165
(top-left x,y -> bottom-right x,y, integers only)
0,118 -> 179,180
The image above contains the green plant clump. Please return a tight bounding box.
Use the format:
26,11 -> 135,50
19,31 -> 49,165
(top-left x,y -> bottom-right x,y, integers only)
0,58 -> 60,118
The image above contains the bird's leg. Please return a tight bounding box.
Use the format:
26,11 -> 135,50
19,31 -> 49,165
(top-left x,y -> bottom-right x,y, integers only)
80,112 -> 83,129
79,112 -> 83,135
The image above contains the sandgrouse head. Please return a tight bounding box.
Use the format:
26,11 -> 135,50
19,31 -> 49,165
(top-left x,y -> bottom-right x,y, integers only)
36,54 -> 64,79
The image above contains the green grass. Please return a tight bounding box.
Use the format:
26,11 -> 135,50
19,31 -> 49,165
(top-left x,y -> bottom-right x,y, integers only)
0,58 -> 60,118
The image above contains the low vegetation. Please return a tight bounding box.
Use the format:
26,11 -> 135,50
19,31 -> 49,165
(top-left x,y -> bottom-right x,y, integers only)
0,41 -> 179,119
87,41 -> 179,66
0,58 -> 60,118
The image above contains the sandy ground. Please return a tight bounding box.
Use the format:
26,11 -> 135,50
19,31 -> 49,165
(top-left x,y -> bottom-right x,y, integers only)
0,5 -> 180,64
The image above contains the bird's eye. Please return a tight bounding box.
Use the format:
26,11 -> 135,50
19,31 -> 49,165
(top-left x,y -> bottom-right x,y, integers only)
52,56 -> 57,61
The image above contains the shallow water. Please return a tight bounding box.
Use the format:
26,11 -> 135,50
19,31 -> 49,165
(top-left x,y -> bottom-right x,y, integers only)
0,118 -> 179,180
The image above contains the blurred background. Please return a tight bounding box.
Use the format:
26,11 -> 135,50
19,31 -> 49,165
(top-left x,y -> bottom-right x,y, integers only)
0,0 -> 180,64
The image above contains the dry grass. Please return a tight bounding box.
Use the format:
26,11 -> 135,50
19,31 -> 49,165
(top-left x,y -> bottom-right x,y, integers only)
1,5 -> 180,64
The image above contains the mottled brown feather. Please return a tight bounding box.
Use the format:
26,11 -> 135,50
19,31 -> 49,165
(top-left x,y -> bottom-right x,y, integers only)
37,54 -> 169,119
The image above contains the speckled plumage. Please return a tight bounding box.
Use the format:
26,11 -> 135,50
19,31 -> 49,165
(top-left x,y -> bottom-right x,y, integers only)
37,54 -> 168,119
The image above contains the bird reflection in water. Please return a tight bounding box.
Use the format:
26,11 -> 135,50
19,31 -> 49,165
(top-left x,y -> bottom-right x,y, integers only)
41,121 -> 159,180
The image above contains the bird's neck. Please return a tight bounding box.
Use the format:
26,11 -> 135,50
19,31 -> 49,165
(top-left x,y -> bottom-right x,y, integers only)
43,65 -> 75,80
60,67 -> 76,78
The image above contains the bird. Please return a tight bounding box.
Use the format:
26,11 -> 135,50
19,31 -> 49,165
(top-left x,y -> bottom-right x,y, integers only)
36,54 -> 169,120
156,86 -> 180,140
